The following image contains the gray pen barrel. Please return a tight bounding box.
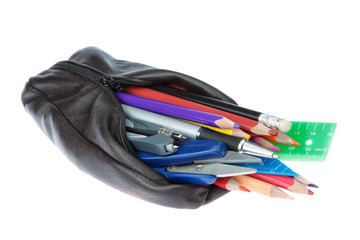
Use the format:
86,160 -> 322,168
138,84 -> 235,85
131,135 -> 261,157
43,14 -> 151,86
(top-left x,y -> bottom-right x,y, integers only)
121,104 -> 201,139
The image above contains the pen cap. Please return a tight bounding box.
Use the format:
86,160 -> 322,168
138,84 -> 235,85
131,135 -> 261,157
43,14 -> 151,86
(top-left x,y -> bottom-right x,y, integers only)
21,47 -> 239,209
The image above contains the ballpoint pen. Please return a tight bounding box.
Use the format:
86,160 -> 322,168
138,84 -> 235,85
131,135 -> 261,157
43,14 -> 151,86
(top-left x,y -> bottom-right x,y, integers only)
121,104 -> 278,159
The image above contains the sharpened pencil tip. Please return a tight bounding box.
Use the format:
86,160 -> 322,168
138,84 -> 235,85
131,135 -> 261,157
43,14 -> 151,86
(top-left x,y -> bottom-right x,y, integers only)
308,189 -> 314,195
273,153 -> 279,159
234,123 -> 241,129
308,184 -> 319,188
269,129 -> 280,136
286,195 -> 295,200
291,139 -> 301,146
239,186 -> 251,192
270,145 -> 281,151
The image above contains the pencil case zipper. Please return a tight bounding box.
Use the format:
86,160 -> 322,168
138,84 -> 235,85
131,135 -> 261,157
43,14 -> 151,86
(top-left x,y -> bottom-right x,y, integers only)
53,60 -> 138,156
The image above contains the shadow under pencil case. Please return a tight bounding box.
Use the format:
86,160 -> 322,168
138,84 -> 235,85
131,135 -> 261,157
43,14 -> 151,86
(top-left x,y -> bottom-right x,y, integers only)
21,46 -> 238,209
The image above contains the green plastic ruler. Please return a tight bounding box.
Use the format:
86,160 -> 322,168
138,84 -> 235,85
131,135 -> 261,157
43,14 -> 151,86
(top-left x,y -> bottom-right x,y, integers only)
274,122 -> 337,161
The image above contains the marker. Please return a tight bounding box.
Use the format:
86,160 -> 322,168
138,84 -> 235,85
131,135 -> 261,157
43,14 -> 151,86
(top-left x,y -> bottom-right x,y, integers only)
121,104 -> 278,159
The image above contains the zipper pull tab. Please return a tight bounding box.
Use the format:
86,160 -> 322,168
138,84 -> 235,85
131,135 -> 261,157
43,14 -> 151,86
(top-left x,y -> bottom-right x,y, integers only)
100,75 -> 123,91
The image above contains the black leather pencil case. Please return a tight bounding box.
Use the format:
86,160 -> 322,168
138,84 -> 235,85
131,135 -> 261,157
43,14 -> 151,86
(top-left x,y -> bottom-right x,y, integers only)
21,46 -> 238,209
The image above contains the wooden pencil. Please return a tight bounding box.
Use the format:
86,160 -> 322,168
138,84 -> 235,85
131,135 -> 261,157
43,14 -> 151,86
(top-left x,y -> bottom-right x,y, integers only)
293,175 -> 319,188
151,85 -> 292,132
214,177 -> 251,192
263,132 -> 301,146
181,119 -> 251,139
234,175 -> 294,200
124,86 -> 277,136
251,174 -> 314,195
252,136 -> 281,151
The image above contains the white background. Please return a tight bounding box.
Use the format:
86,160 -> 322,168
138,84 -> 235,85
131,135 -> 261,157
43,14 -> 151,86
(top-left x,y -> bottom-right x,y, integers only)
1,1 -> 359,239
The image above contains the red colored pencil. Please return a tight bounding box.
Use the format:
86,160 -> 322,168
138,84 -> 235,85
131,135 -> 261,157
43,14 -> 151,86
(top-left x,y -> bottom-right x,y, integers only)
214,177 -> 250,192
124,86 -> 277,136
251,173 -> 314,195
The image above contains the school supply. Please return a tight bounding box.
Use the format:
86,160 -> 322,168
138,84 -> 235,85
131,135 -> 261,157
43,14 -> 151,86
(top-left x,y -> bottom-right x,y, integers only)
123,86 -> 277,136
133,140 -> 257,185
151,85 -> 292,132
121,104 -> 278,159
214,177 -> 250,192
22,47 -> 334,207
117,92 -> 240,129
180,119 -> 251,139
126,132 -> 178,156
232,157 -> 299,176
234,175 -> 294,200
136,140 -> 262,167
251,174 -> 313,195
274,122 -> 337,161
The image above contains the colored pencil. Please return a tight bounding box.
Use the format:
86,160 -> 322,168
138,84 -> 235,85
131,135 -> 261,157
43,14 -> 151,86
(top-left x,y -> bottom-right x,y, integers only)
124,86 -> 277,136
251,174 -> 314,195
294,175 -> 319,188
181,119 -> 251,139
151,85 -> 292,132
263,132 -> 301,146
251,136 -> 281,151
116,92 -> 240,129
121,104 -> 278,159
214,177 -> 251,192
234,175 -> 294,200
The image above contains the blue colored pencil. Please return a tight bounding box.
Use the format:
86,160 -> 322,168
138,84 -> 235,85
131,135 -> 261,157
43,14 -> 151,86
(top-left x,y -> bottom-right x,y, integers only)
115,92 -> 240,129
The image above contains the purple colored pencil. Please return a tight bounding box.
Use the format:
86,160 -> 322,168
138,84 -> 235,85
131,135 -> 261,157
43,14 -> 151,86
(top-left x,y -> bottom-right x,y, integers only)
115,92 -> 240,129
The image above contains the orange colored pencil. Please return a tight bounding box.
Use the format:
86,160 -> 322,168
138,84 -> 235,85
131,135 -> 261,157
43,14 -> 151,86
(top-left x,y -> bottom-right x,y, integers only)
263,132 -> 301,146
234,175 -> 294,200
214,177 -> 250,192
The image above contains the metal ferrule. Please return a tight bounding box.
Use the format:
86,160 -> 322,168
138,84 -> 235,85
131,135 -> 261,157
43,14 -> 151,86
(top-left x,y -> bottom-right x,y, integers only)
239,139 -> 276,159
157,128 -> 187,140
258,113 -> 282,130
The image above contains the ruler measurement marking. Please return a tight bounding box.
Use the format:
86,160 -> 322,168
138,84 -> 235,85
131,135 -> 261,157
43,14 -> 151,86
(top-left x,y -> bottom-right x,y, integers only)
313,122 -> 317,131
277,121 -> 336,161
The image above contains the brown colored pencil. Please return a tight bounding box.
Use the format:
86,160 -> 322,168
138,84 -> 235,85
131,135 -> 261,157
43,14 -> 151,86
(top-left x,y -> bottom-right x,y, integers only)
294,175 -> 319,188
234,175 -> 294,200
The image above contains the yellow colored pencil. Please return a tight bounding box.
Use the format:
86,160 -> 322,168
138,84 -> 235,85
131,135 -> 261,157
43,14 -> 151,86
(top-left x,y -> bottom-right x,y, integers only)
179,119 -> 250,139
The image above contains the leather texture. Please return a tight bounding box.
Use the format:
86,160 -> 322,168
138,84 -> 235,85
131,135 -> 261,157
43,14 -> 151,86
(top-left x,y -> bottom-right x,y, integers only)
21,47 -> 237,209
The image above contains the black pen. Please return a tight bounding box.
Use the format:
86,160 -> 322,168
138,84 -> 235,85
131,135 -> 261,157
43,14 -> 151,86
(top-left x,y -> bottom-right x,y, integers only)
121,104 -> 278,159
